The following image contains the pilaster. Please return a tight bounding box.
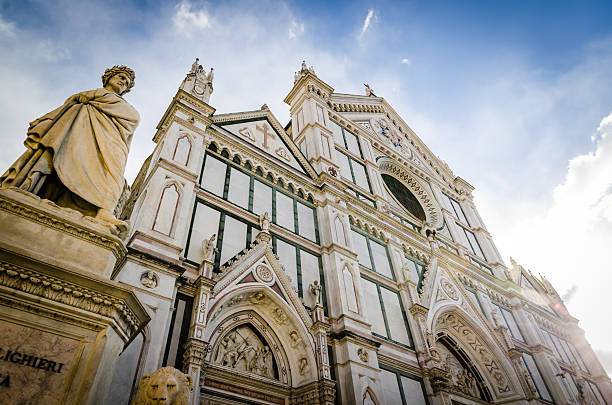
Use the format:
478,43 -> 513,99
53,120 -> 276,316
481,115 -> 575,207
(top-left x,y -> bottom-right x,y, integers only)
182,259 -> 216,405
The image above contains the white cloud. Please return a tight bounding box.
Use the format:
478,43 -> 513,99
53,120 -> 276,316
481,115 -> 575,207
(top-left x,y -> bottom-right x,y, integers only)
401,58 -> 411,65
36,40 -> 71,62
288,20 -> 304,39
479,111 -> 612,356
173,1 -> 211,37
358,9 -> 375,39
0,14 -> 15,37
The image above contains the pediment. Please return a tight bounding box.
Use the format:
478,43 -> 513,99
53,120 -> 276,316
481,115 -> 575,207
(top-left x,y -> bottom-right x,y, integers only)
213,110 -> 317,179
210,237 -> 313,329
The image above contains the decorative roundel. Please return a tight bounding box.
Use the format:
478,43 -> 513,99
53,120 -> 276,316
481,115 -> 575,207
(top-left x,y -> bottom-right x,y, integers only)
254,264 -> 275,285
139,271 -> 159,289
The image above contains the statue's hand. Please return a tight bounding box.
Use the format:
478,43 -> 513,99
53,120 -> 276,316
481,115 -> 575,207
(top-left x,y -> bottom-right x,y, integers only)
71,93 -> 92,104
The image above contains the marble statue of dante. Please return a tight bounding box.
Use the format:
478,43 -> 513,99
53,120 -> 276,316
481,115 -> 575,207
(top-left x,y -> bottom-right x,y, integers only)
0,65 -> 140,225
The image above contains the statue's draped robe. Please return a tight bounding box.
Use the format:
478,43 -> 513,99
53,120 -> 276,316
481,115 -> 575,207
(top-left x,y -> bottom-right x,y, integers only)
0,88 -> 140,211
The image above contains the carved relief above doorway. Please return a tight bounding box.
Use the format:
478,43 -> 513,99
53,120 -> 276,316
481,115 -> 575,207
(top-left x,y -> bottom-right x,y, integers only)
213,324 -> 277,380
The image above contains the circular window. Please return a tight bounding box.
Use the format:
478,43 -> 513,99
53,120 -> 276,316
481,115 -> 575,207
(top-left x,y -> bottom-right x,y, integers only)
381,174 -> 426,221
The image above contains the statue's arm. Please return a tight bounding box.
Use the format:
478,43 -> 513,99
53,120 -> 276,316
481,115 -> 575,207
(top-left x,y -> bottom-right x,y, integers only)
66,89 -> 98,104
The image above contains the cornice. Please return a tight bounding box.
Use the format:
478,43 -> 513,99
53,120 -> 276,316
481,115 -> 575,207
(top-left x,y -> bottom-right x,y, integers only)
329,329 -> 381,350
0,258 -> 149,339
157,157 -> 199,182
378,354 -> 423,377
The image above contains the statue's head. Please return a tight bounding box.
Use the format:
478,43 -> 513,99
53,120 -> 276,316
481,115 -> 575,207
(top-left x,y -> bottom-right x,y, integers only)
102,65 -> 135,95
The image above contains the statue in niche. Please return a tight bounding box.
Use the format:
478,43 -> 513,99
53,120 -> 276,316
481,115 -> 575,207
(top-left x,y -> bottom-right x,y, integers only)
202,233 -> 218,262
1,66 -> 140,226
309,280 -> 322,306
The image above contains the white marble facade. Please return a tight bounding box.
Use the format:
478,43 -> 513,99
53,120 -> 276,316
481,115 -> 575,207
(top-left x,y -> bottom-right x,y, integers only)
107,62 -> 612,405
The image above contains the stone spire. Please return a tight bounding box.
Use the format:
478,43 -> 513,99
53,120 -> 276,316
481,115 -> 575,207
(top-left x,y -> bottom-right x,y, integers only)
294,59 -> 316,83
180,57 -> 214,104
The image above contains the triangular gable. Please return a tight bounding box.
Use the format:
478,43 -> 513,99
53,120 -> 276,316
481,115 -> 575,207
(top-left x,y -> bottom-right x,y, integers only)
211,237 -> 313,329
213,109 -> 318,180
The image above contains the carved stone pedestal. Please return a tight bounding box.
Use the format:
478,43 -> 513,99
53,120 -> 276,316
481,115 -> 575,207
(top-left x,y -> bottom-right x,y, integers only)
0,188 -> 150,405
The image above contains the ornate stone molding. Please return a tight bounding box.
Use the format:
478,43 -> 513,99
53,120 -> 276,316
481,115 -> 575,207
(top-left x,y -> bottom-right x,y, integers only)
0,260 -> 148,338
0,188 -> 127,259
330,102 -> 384,114
377,157 -> 443,228
435,312 -> 518,399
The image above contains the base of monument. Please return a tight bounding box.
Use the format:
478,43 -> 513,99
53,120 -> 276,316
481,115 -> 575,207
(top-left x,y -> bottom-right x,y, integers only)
0,187 -> 150,405
0,187 -> 127,279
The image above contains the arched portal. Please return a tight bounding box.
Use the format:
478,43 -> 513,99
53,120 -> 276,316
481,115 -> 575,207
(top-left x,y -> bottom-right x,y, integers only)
436,334 -> 492,402
430,308 -> 521,402
201,285 -> 321,404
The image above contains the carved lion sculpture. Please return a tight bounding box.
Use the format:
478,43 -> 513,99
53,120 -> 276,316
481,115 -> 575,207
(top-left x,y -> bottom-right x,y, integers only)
131,366 -> 193,405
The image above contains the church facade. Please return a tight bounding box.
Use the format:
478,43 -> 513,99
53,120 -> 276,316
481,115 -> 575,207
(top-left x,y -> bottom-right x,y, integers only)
105,62 -> 612,405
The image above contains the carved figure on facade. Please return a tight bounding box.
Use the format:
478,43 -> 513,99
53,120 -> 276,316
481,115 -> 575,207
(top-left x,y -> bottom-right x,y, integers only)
357,347 -> 369,363
131,366 -> 193,405
140,271 -> 159,289
289,330 -> 301,348
456,369 -> 479,397
491,308 -> 503,329
298,357 -> 310,375
214,326 -> 276,379
310,280 -> 322,306
259,211 -> 271,233
364,83 -> 376,97
190,58 -> 199,74
249,291 -> 266,304
1,65 -> 140,227
202,233 -> 218,262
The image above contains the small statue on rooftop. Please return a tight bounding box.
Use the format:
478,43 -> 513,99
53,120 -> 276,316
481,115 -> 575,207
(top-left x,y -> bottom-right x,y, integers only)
364,83 -> 376,97
190,57 -> 199,73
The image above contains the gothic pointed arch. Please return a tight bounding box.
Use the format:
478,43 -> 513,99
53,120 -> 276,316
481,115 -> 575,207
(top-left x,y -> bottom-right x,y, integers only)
152,180 -> 182,236
205,285 -> 318,387
207,310 -> 289,383
429,306 -> 523,402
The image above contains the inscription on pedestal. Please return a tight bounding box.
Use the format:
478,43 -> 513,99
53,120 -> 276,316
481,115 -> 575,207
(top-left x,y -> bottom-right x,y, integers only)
0,320 -> 79,404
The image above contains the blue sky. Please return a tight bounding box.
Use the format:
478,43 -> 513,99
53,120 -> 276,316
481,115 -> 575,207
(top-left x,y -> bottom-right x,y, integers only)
1,0 -> 612,374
